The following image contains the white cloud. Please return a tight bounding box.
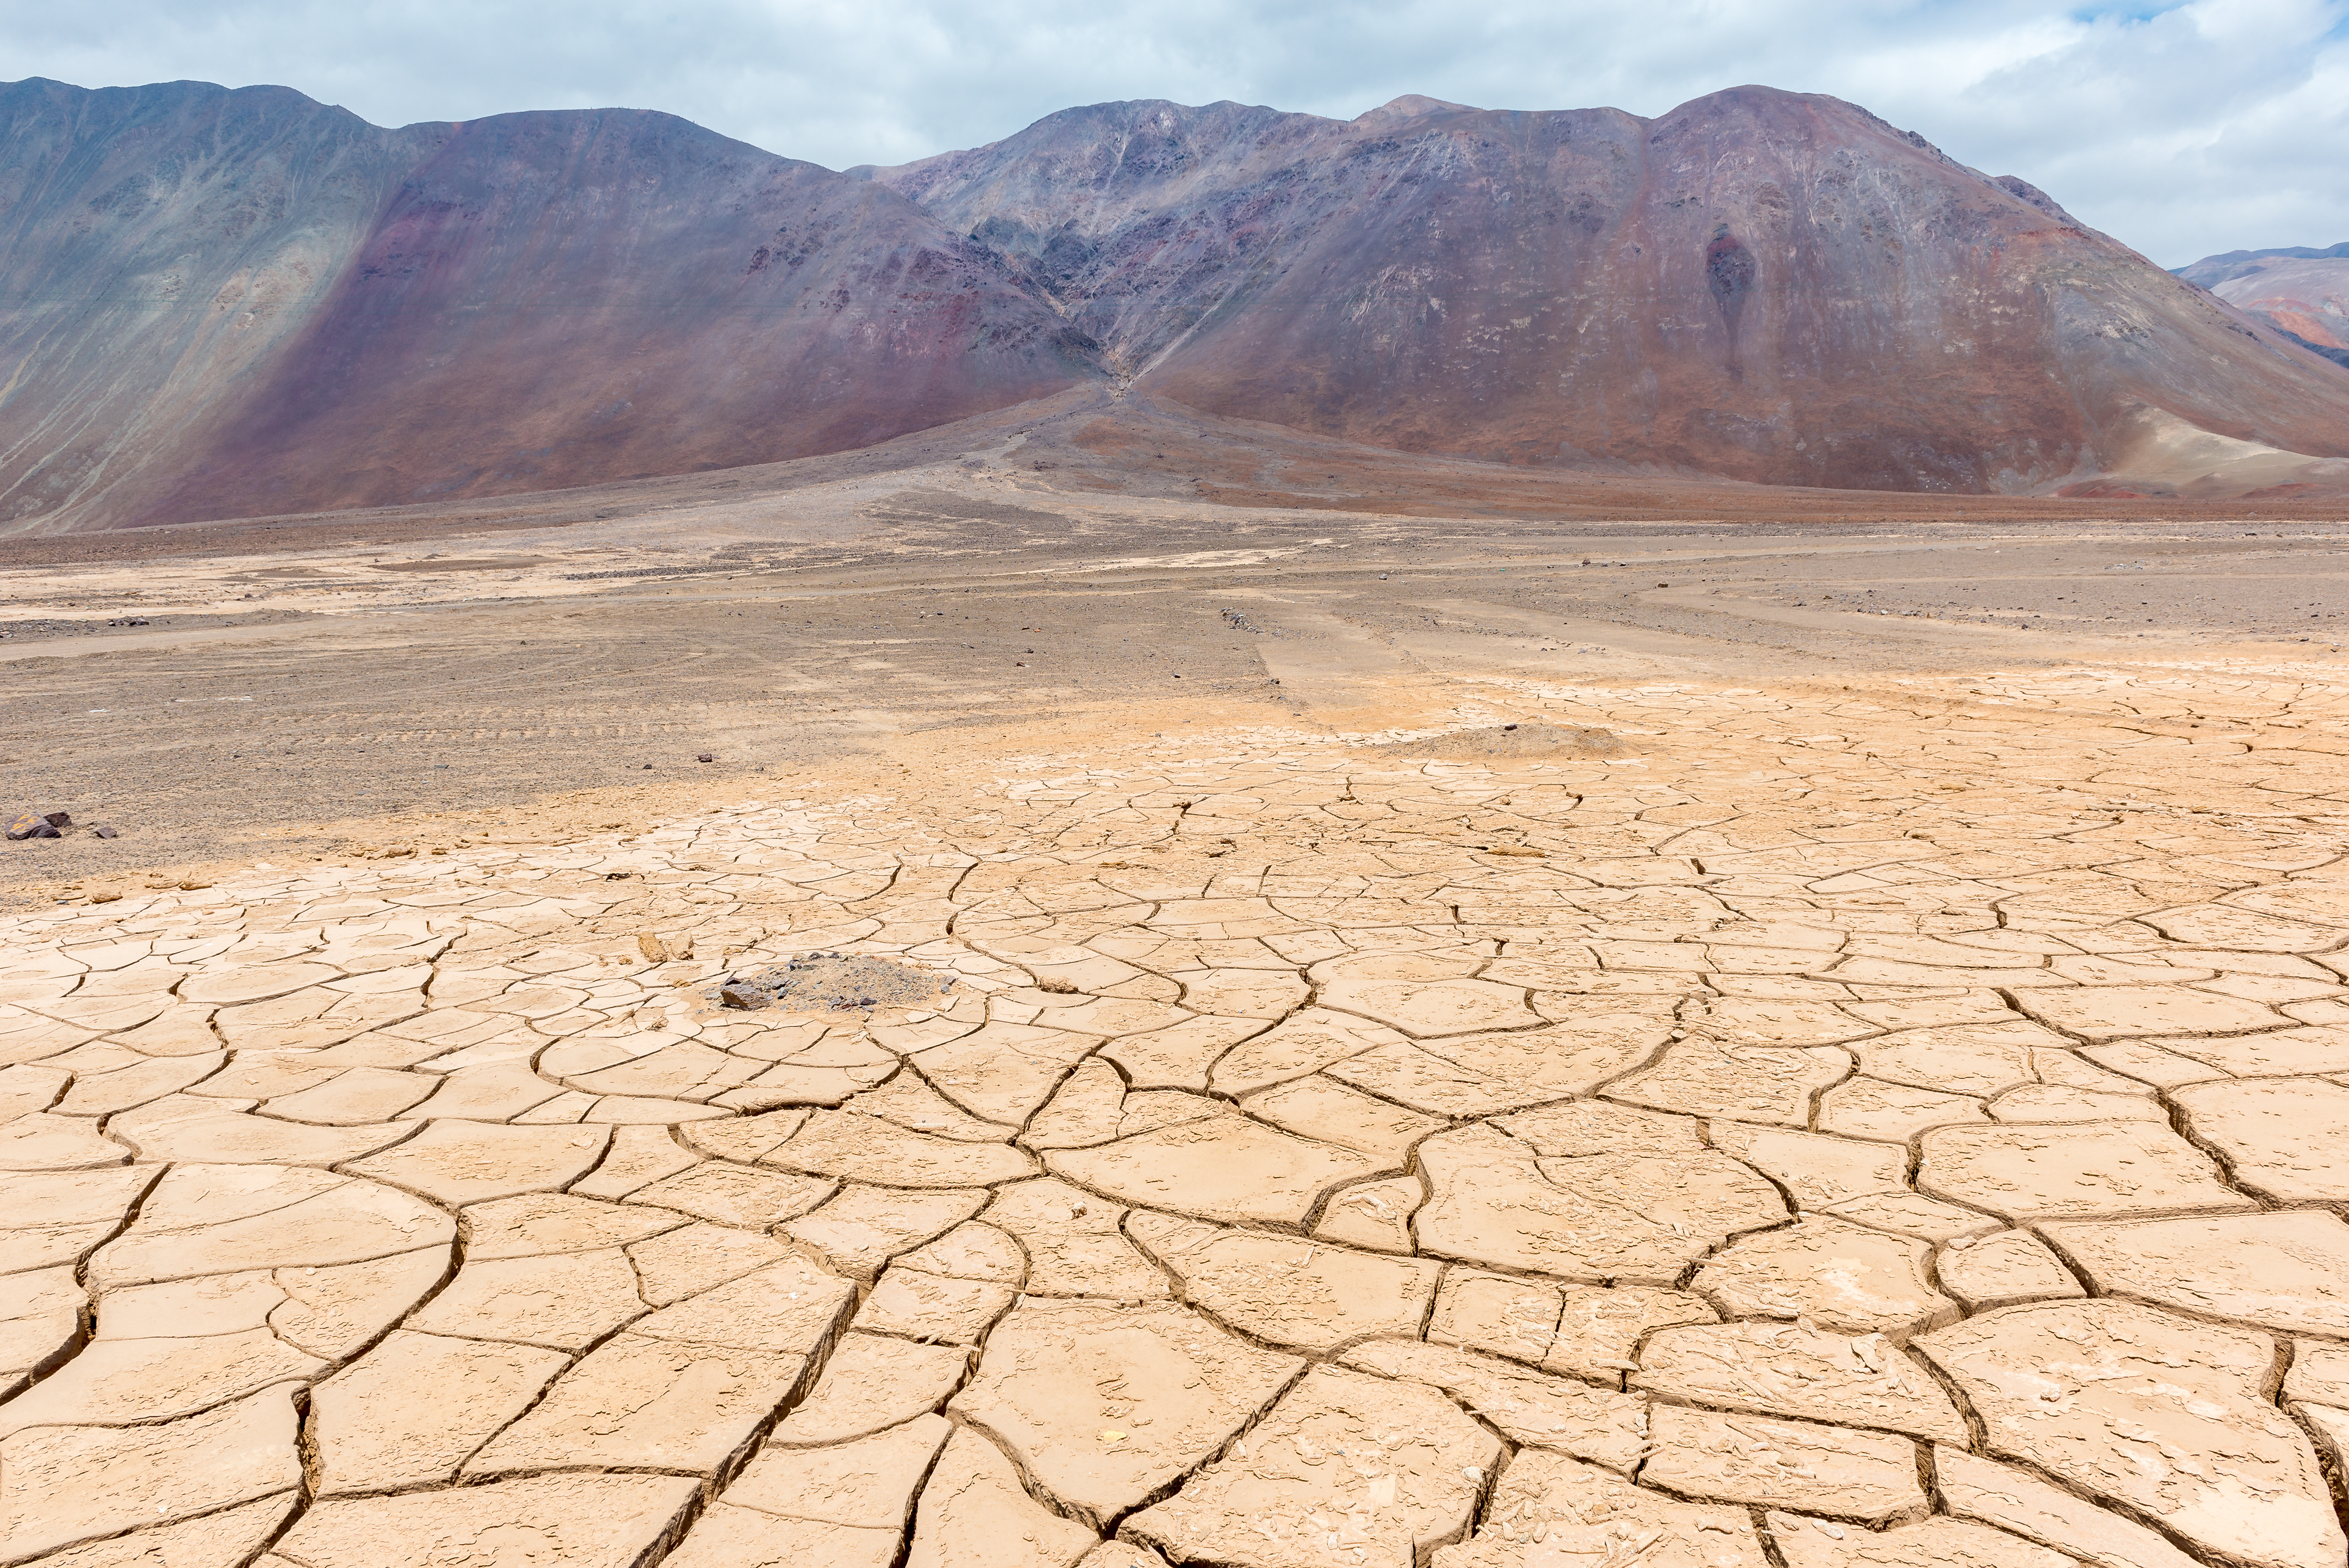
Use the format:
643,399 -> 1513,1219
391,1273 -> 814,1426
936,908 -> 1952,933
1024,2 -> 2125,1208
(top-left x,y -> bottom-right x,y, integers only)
4,0 -> 2343,264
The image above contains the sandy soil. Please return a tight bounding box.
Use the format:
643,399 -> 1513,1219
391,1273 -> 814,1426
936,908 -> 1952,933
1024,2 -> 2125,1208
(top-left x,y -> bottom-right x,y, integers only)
3,403 -> 2348,1566
5,395 -> 2348,899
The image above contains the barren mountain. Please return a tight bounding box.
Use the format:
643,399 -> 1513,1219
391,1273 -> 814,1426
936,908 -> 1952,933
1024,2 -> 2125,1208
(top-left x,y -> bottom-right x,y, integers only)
6,78 -> 2349,532
2178,243 -> 2349,369
873,89 -> 2349,494
0,80 -> 1092,532
0,81 -> 421,531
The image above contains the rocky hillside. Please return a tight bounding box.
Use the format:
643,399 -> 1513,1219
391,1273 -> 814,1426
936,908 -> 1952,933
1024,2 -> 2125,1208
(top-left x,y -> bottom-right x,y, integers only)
2178,244 -> 2349,369
7,78 -> 2348,531
0,80 -> 1094,532
872,89 -> 2349,493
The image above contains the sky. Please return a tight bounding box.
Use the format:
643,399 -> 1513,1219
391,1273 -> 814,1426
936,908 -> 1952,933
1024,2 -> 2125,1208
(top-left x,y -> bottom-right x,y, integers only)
5,0 -> 2345,267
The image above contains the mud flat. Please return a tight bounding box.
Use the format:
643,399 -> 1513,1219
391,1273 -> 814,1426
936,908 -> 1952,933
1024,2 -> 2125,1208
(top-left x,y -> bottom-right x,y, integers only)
3,414 -> 2349,1565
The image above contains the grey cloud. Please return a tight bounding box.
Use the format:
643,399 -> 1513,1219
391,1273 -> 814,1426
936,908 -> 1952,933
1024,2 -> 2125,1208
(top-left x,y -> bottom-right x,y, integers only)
4,0 -> 2344,264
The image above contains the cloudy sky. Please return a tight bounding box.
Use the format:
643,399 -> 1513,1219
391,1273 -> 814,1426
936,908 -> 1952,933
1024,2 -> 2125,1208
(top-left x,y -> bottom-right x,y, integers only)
6,0 -> 2344,266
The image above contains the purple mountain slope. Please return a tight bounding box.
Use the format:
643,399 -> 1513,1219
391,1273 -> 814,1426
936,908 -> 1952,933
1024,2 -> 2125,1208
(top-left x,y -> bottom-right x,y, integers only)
2178,244 -> 2349,369
872,89 -> 2349,493
0,80 -> 1093,531
6,79 -> 2348,531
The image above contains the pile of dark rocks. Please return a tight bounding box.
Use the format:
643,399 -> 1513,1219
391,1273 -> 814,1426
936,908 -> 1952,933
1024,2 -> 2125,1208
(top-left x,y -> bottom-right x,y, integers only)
712,951 -> 947,1012
7,811 -> 119,841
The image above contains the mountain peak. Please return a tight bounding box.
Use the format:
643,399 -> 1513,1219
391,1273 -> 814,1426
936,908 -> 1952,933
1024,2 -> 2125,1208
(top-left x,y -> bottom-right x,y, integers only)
1352,94 -> 1475,128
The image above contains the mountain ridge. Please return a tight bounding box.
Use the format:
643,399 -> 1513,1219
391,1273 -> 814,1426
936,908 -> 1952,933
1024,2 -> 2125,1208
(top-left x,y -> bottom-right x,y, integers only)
2174,242 -> 2349,371
2177,240 -> 2349,285
5,76 -> 2347,533
870,86 -> 2349,493
0,78 -> 1094,532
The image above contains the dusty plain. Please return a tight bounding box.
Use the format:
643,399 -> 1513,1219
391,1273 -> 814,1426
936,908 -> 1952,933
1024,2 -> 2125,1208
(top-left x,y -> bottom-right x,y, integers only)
5,394 -> 2349,1568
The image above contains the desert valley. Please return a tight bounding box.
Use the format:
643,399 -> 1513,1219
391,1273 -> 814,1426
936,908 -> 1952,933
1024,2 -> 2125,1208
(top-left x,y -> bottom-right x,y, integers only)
3,72 -> 2349,1568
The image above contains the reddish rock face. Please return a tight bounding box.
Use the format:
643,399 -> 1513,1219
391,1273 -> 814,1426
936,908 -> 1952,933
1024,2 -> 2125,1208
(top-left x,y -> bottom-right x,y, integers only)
0,81 -> 1094,531
876,88 -> 2349,492
2179,246 -> 2349,365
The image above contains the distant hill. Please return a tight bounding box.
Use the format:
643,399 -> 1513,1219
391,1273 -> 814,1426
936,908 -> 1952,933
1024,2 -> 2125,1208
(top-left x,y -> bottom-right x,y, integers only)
2177,242 -> 2349,287
2176,244 -> 2349,370
0,80 -> 1093,532
872,90 -> 2349,495
7,77 -> 2349,532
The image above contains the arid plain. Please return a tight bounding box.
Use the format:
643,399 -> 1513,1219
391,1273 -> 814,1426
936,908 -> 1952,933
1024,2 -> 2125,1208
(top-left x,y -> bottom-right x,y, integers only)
5,394 -> 2349,1568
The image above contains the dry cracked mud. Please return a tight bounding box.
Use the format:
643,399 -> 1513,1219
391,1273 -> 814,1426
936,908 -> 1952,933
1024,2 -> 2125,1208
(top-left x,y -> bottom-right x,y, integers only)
5,471 -> 2349,1566
9,661 -> 2349,1568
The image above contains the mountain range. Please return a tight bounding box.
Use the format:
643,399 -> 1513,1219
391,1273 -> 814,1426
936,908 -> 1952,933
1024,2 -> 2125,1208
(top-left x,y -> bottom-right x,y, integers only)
2176,243 -> 2349,370
4,76 -> 2347,534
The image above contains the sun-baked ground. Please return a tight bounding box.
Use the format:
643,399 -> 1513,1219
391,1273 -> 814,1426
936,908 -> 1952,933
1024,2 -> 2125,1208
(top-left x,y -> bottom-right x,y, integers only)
5,393 -> 2349,898
4,413 -> 2349,1567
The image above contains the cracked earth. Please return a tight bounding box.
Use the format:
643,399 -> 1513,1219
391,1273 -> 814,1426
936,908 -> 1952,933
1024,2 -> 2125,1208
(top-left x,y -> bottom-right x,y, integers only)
8,657 -> 2349,1568
8,438 -> 2349,1568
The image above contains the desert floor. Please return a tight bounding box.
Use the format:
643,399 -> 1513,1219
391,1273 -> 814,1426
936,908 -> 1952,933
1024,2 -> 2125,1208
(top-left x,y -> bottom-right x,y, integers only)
4,402 -> 2349,1567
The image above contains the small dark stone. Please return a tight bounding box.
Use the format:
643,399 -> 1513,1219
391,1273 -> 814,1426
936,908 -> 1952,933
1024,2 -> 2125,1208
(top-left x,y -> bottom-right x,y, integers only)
7,811 -> 60,841
42,811 -> 69,828
697,753 -> 714,763
93,825 -> 119,839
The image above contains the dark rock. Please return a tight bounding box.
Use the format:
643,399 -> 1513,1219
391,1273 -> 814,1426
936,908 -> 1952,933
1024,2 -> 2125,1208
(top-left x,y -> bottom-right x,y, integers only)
93,825 -> 119,838
7,812 -> 60,840
697,753 -> 714,762
714,952 -> 942,1014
